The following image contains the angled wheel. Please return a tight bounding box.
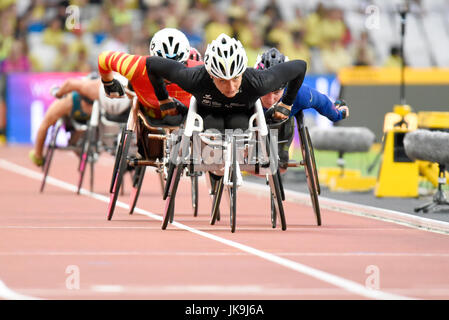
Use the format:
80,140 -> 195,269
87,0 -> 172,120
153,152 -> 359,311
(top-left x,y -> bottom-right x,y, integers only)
77,124 -> 95,194
270,193 -> 276,228
162,164 -> 182,230
210,176 -> 224,225
305,126 -> 321,195
163,134 -> 182,200
40,121 -> 62,193
129,166 -> 146,214
107,129 -> 132,220
191,174 -> 199,217
269,175 -> 287,231
267,134 -> 287,230
297,115 -> 321,226
158,168 -> 165,196
110,127 -> 126,193
229,137 -> 237,233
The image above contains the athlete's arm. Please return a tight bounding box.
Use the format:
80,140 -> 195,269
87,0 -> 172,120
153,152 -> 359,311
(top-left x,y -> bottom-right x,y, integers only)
145,56 -> 203,101
55,78 -> 100,102
98,51 -> 146,97
293,84 -> 345,122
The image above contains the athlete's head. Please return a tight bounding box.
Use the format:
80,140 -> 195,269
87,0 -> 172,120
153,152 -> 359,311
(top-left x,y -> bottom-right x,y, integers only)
189,47 -> 202,61
149,28 -> 190,63
204,33 -> 248,98
255,47 -> 289,108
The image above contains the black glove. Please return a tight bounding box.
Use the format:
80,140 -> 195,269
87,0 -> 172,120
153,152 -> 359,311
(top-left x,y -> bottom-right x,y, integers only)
265,105 -> 290,125
273,102 -> 291,118
102,78 -> 125,97
172,97 -> 188,115
160,100 -> 178,117
160,98 -> 188,116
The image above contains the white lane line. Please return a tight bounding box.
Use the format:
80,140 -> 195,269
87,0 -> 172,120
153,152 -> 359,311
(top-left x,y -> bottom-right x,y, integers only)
240,180 -> 449,235
0,280 -> 41,300
0,226 -> 410,231
0,159 -> 415,300
0,251 -> 448,257
13,286 -> 449,298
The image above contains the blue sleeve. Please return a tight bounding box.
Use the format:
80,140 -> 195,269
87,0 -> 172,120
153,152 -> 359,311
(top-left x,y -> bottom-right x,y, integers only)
290,84 -> 342,122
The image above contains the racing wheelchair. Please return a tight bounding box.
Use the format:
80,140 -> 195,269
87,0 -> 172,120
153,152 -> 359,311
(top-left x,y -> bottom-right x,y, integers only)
106,92 -> 200,220
160,97 -> 287,233
40,94 -> 130,195
162,101 -> 322,232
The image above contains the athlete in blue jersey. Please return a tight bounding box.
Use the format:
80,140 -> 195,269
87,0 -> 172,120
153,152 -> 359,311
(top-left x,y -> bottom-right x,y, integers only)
256,48 -> 349,168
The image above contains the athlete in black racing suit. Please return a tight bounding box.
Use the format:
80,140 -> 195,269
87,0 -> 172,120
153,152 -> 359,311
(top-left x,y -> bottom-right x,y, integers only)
144,34 -> 307,131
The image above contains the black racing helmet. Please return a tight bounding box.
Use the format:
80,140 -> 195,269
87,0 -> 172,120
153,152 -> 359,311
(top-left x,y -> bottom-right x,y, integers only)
255,47 -> 288,70
255,48 -> 289,90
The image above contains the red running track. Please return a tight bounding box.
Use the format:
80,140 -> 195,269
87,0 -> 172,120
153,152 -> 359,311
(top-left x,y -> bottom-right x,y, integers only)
1,146 -> 449,300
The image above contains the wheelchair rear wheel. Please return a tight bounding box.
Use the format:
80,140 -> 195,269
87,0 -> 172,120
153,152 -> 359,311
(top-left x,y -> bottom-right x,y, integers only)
129,166 -> 146,214
107,129 -> 132,220
77,124 -> 97,194
229,137 -> 237,233
40,121 -> 62,193
162,164 -> 182,230
191,175 -> 199,217
298,122 -> 321,226
210,176 -> 223,225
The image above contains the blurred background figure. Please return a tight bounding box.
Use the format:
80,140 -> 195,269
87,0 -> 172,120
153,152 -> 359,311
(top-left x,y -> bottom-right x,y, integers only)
384,45 -> 404,68
1,0 -> 448,145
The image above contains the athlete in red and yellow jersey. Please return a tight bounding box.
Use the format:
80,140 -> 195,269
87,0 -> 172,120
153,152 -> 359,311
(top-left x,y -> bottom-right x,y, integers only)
98,28 -> 203,119
98,51 -> 202,119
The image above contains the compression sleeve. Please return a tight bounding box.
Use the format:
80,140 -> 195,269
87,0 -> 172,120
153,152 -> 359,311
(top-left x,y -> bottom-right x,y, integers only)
98,51 -> 146,82
250,60 -> 307,106
145,56 -> 201,100
292,84 -> 342,122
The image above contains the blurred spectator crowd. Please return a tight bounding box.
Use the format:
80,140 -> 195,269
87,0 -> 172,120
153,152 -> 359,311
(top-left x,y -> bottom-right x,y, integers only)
3,0 -> 442,76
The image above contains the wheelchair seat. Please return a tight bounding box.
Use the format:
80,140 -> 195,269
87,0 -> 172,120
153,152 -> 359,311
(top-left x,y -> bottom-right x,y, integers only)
104,107 -> 131,123
138,105 -> 186,130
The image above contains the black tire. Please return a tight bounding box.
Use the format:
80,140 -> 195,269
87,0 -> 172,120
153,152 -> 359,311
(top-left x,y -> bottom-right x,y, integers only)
109,127 -> 126,194
267,134 -> 287,230
162,165 -> 182,230
229,137 -> 237,233
191,175 -> 199,217
40,122 -> 61,193
163,135 -> 182,200
305,127 -> 321,195
210,177 -> 224,225
89,156 -> 95,192
107,130 -> 132,220
77,125 -> 94,194
297,117 -> 321,226
129,166 -> 146,214
272,173 -> 287,230
270,193 -> 276,228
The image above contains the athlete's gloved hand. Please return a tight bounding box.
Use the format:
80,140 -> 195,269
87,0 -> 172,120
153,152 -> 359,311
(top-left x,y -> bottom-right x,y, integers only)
160,98 -> 187,126
273,101 -> 291,120
335,99 -> 349,120
172,97 -> 188,116
102,78 -> 125,98
160,99 -> 179,118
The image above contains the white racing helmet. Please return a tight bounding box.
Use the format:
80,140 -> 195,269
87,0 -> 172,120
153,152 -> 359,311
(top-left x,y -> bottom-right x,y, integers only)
204,33 -> 248,80
149,28 -> 190,63
99,73 -> 130,115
